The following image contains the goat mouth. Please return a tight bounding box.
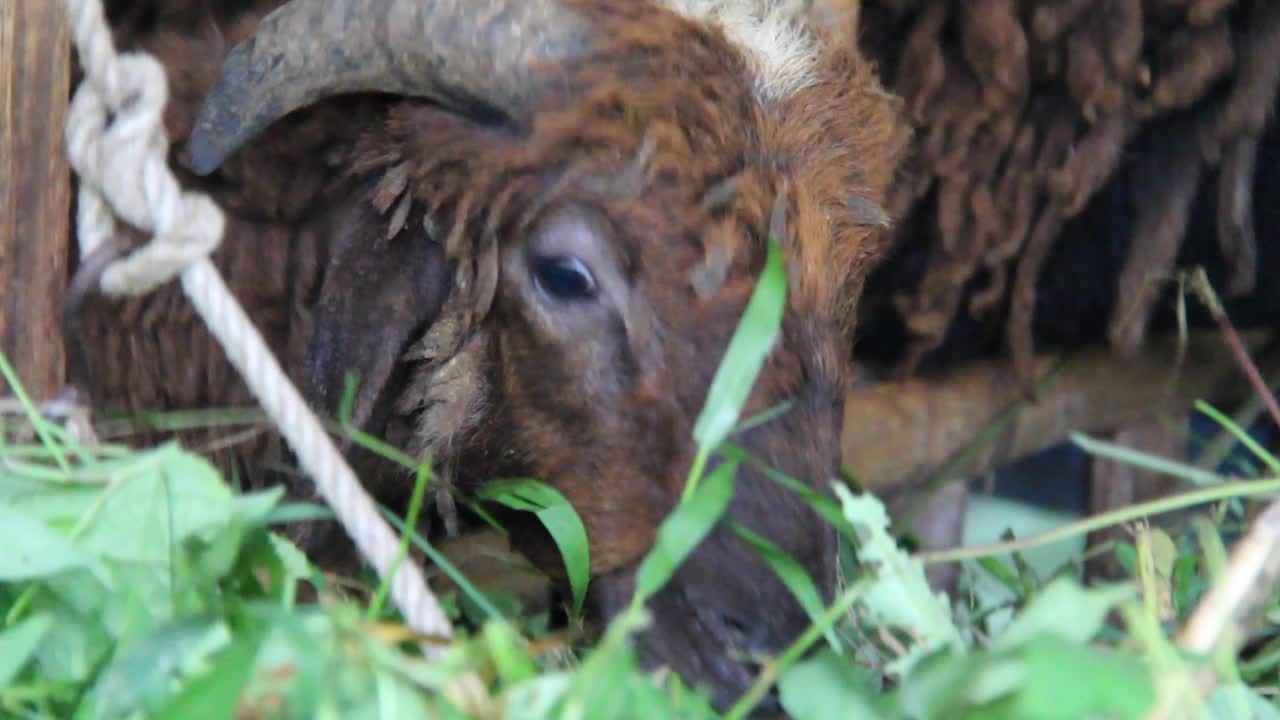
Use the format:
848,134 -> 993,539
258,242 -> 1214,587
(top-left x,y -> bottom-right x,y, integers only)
631,583 -> 799,715
586,532 -> 822,715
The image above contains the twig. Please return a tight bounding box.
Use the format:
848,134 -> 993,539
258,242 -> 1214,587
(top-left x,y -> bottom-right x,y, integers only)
193,426 -> 268,455
1189,268 -> 1280,432
1145,497 -> 1280,719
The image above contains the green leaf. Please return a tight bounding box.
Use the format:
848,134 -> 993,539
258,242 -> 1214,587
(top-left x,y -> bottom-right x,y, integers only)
189,520 -> 252,588
502,673 -> 573,720
836,485 -> 962,676
261,502 -> 335,526
976,556 -> 1022,596
70,445 -> 238,567
268,532 -> 317,605
890,646 -> 976,719
634,460 -> 739,603
997,634 -> 1154,719
154,628 -> 265,720
237,606 -> 331,716
0,501 -> 105,583
691,235 -> 787,457
0,613 -> 55,689
460,590 -> 525,629
561,607 -> 651,719
778,646 -> 884,720
730,522 -> 841,654
84,618 -> 231,720
1115,541 -> 1139,577
21,572 -> 114,685
229,487 -> 287,528
479,479 -> 591,618
373,666 -> 433,719
482,621 -> 538,688
962,655 -> 1028,709
1206,683 -> 1280,720
369,461 -> 432,621
1171,554 -> 1205,619
991,577 -> 1133,651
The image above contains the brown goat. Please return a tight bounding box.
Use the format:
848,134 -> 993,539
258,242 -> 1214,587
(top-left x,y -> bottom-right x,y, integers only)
74,0 -> 906,708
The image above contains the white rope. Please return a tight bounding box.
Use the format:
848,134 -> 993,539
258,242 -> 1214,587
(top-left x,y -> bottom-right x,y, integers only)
58,0 -> 453,649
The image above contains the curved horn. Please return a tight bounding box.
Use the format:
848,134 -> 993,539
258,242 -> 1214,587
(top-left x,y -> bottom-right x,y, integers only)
187,0 -> 591,175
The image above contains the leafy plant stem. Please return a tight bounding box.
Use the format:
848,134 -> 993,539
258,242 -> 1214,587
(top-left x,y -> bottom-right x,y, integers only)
0,351 -> 69,472
368,461 -> 432,621
723,576 -> 872,720
381,509 -> 506,623
1193,400 -> 1280,476
920,477 -> 1280,565
682,450 -> 709,503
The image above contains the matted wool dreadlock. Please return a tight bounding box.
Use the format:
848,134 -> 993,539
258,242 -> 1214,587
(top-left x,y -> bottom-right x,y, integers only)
856,0 -> 1278,382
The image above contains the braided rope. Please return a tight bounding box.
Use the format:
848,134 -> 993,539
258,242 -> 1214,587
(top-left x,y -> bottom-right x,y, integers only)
58,0 -> 453,649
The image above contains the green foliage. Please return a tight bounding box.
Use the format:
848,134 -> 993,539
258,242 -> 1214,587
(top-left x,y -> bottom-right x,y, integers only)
5,235 -> 1280,720
0,431 -> 293,717
478,480 -> 592,619
777,647 -> 881,720
839,485 -> 964,677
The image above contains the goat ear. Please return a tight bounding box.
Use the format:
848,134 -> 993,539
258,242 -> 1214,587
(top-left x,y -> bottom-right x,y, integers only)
303,194 -> 452,435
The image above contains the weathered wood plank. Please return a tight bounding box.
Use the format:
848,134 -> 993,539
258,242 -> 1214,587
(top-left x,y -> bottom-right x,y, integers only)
0,1 -> 72,398
843,331 -> 1275,492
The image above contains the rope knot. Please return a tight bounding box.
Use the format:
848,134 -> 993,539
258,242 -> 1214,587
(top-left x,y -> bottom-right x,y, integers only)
65,46 -> 223,294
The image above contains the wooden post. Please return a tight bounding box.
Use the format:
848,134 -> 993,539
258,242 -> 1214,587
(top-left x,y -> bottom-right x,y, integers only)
0,1 -> 72,399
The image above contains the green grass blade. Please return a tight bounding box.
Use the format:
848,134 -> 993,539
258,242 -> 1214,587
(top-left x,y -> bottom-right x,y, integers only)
719,443 -> 855,539
1071,432 -> 1227,487
0,613 -> 54,690
368,461 -> 433,621
153,629 -> 264,720
724,576 -> 874,720
1194,400 -> 1280,476
687,235 -> 787,499
634,460 -> 740,606
732,400 -> 795,436
478,479 -> 591,619
380,509 -> 506,623
0,351 -> 69,472
481,621 -> 538,687
729,522 -> 842,654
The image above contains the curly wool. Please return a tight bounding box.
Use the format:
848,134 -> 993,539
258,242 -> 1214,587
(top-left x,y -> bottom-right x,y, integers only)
857,0 -> 1279,381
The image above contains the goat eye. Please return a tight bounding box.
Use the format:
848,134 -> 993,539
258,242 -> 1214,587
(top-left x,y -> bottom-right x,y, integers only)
532,255 -> 597,302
